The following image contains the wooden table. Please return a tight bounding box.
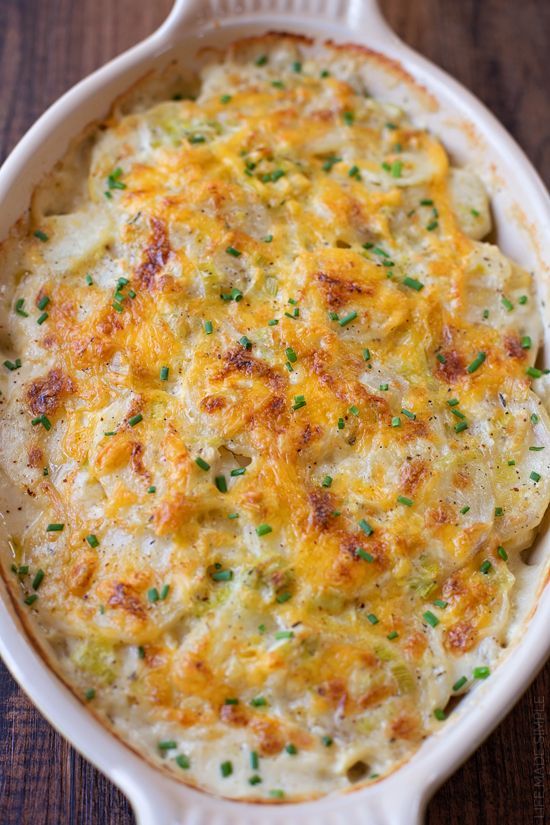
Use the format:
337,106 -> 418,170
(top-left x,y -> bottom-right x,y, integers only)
0,1 -> 548,822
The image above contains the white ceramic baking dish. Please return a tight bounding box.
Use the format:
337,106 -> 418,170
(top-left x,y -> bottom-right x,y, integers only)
1,1 -> 549,823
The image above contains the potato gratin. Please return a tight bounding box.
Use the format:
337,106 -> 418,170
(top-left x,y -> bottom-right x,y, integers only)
1,35 -> 549,801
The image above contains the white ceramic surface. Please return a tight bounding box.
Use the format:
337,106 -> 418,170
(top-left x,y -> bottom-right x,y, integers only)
0,2 -> 549,824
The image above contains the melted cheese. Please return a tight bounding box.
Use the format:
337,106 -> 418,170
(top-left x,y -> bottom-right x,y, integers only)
0,35 -> 548,801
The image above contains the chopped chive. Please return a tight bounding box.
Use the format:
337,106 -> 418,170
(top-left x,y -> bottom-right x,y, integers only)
358,519 -> 374,536
128,413 -> 143,427
450,408 -> 466,420
159,584 -> 170,600
529,445 -> 544,451
420,199 -> 434,206
276,591 -> 292,604
84,688 -> 96,701
434,708 -> 446,721
507,459 -> 516,466
391,416 -> 401,427
18,566 -> 29,575
147,486 -> 156,494
112,302 -> 124,313
322,155 -> 341,172
34,230 -> 48,242
363,348 -> 371,361
24,594 -> 38,606
433,599 -> 448,609
263,235 -> 273,243
452,676 -> 468,692
148,588 -> 159,602
285,347 -> 297,363
501,296 -> 514,312
521,336 -> 532,349
321,475 -> 333,488
137,646 -> 146,659
159,366 -> 169,381
339,311 -> 357,327
269,790 -> 285,799
268,319 -> 279,326
274,630 -> 293,640
15,298 -> 29,317
228,512 -> 239,519
367,613 -> 379,625
250,751 -> 259,770
195,457 -> 210,471
454,421 -> 468,433
292,61 -> 302,73
447,398 -> 460,407
495,507 -> 504,517
402,276 -> 424,292
530,471 -> 541,483
230,467 -> 246,477
212,569 -> 233,582
391,160 -> 403,178
460,505 -> 470,514
292,395 -> 306,410
348,165 -> 361,180
86,534 -> 99,548
255,54 -> 267,66
189,135 -> 206,144
482,309 -> 489,319
220,94 -> 232,103
343,111 -> 355,126
423,610 -> 439,628
36,312 -> 49,325
357,548 -> 374,562
271,80 -> 285,90
349,404 -> 360,416
466,352 -> 486,373
226,246 -> 242,257
3,359 -> 21,371
379,383 -> 389,391
256,523 -> 272,536
401,408 -> 416,420
397,495 -> 413,507
32,569 -> 44,590
328,311 -> 339,321
322,735 -> 333,746
285,743 -> 297,755
531,413 -> 539,424
387,630 -> 399,640
426,220 -> 439,231
436,353 -> 446,363
239,335 -> 252,350
158,740 -> 177,751
215,475 -> 227,493
497,546 -> 508,561
337,417 -> 345,430
32,414 -> 52,430
128,289 -> 136,299
46,523 -> 64,532
175,755 -> 190,769
480,560 -> 493,574
249,775 -> 262,785
518,295 -> 528,305
473,666 -> 490,680
37,296 -> 50,310
250,696 -> 267,707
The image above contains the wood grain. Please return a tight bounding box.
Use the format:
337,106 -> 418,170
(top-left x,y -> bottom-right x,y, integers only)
0,1 -> 548,822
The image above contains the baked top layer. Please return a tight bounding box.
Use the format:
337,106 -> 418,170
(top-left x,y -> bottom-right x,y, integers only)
0,34 -> 549,801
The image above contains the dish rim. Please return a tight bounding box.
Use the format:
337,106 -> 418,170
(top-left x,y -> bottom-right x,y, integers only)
0,2 -> 549,823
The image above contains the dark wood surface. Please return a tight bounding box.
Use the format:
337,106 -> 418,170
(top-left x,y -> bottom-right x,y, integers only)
0,1 -> 548,822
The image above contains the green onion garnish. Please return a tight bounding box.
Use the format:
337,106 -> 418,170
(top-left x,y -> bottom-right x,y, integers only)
256,523 -> 272,536
250,751 -> 259,770
473,666 -> 490,679
46,523 -> 64,532
452,676 -> 467,692
356,548 -> 374,562
466,351 -> 486,373
526,366 -> 543,379
434,708 -> 446,721
32,569 -> 44,590
349,404 -> 360,416
84,688 -> 96,701
37,312 -> 49,325
285,743 -> 297,755
147,486 -> 156,494
226,246 -> 242,258
387,630 -> 399,640
34,230 -> 49,242
286,347 -> 297,363
128,413 -> 143,427
322,475 -> 333,488
460,505 -> 470,514
230,467 -> 246,477
521,336 -> 532,349
175,755 -> 190,769
158,740 -> 177,751
15,298 -> 29,317
339,311 -> 357,327
215,475 -> 228,493
501,296 -> 514,312
148,588 -> 159,602
160,366 -> 169,381
530,471 -> 541,482
86,534 -> 99,548
403,276 -> 424,292
367,613 -> 379,625
397,495 -> 413,507
343,111 -> 354,126
212,569 -> 233,582
358,519 -> 374,536
274,630 -> 293,640
497,546 -> 508,561
401,408 -> 416,420
479,560 -> 492,574
433,599 -> 448,609
454,422 -> 468,433
256,54 -> 267,66
195,457 -> 210,471
250,696 -> 267,707
37,296 -> 50,310
220,94 -> 232,103
292,395 -> 306,410
423,610 -> 439,628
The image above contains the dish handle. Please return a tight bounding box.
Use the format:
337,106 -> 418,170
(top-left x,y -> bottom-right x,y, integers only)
154,0 -> 396,46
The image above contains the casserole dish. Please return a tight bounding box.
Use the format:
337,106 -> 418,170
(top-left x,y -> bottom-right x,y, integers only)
0,0 -> 548,822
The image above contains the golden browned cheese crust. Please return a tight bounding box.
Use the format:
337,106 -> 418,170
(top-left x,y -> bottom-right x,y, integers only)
0,34 -> 549,801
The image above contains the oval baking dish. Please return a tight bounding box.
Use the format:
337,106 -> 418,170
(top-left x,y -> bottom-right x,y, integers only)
0,1 -> 549,823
